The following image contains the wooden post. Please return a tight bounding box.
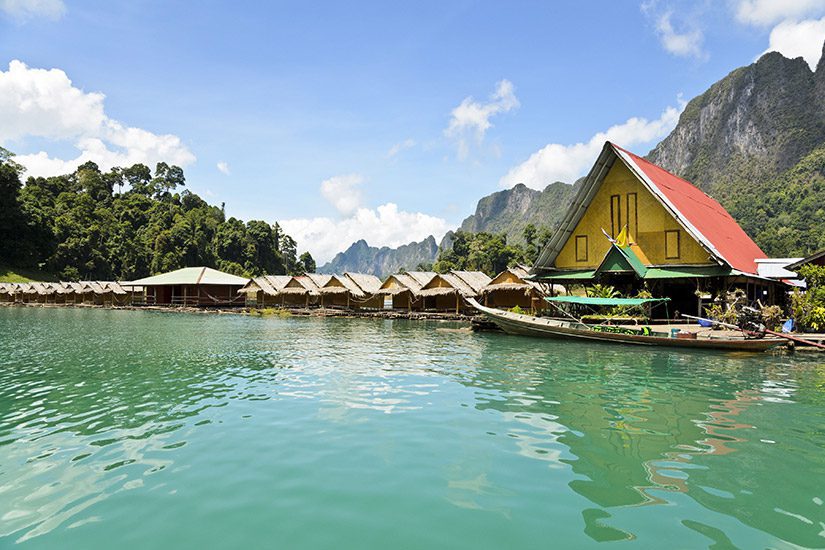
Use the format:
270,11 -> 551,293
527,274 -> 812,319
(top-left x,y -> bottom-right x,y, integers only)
455,293 -> 459,315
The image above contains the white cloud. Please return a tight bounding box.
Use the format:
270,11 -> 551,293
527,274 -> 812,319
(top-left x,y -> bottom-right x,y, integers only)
0,0 -> 65,21
761,16 -> 825,69
387,138 -> 416,158
0,60 -> 195,177
216,161 -> 230,175
320,173 -> 364,216
281,203 -> 450,264
735,0 -> 825,26
499,100 -> 684,189
445,79 -> 519,160
654,12 -> 705,58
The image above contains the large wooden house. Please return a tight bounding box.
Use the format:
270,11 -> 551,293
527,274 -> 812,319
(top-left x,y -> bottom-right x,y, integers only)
532,142 -> 785,315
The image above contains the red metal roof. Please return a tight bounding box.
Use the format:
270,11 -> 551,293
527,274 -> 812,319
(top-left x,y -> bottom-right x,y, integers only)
612,143 -> 766,275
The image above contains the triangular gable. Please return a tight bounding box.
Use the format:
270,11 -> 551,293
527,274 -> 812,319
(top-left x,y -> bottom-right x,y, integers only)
595,245 -> 648,278
534,142 -> 765,275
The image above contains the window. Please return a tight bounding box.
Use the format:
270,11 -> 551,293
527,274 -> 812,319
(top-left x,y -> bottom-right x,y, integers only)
610,194 -> 622,237
575,235 -> 588,262
665,230 -> 680,259
626,193 -> 638,237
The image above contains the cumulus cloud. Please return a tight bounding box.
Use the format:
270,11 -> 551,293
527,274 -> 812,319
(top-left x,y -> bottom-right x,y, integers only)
387,138 -> 416,158
445,79 -> 519,159
499,100 -> 684,189
654,12 -> 705,58
216,161 -> 230,175
320,173 -> 364,216
761,16 -> 825,69
0,0 -> 65,21
0,60 -> 195,177
735,0 -> 825,26
281,203 -> 450,264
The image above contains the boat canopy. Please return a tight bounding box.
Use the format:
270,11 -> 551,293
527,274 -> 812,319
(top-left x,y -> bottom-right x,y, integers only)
545,296 -> 671,306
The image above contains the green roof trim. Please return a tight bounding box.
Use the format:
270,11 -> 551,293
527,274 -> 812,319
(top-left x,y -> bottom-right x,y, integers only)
545,296 -> 670,306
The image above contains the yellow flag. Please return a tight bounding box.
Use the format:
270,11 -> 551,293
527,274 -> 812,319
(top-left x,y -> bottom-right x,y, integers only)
615,225 -> 629,248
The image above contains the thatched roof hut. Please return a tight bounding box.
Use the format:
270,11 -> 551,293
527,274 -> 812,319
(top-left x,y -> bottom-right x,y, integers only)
237,275 -> 292,306
418,270 -> 491,313
375,271 -> 436,310
345,272 -> 382,296
479,265 -> 553,311
318,273 -> 384,309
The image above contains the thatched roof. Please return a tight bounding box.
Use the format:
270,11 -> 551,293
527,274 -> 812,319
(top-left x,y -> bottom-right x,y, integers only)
238,275 -> 292,296
345,272 -> 382,295
0,283 -> 15,294
450,271 -> 492,293
319,274 -> 364,297
481,266 -> 542,295
276,274 -> 328,296
420,272 -> 473,297
376,272 -> 425,296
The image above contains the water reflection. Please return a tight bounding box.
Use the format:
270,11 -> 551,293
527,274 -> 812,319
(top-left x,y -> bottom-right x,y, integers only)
1,307 -> 824,547
468,333 -> 825,546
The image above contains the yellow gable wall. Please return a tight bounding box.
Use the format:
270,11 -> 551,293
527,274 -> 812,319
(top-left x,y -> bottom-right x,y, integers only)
555,161 -> 712,269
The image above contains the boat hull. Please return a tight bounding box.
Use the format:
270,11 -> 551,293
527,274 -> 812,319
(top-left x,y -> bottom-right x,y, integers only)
467,299 -> 783,352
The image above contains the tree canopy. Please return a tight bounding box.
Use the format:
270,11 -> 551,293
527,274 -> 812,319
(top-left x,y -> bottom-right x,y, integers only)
0,151 -> 304,280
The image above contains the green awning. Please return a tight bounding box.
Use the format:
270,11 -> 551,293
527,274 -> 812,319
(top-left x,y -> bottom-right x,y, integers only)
545,296 -> 670,306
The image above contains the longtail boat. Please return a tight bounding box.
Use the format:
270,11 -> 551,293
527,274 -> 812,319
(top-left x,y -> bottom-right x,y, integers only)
467,297 -> 784,352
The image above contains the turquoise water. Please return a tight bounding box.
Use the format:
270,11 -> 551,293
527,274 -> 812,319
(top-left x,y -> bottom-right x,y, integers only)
1,308 -> 824,548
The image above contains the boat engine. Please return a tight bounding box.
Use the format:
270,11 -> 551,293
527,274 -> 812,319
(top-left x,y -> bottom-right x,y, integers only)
738,306 -> 766,337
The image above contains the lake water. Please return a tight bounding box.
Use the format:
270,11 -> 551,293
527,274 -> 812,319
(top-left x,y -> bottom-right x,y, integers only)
1,307 -> 824,548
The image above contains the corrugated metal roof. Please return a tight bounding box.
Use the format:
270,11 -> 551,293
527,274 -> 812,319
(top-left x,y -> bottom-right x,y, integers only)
755,258 -> 802,279
614,144 -> 767,275
126,267 -> 249,286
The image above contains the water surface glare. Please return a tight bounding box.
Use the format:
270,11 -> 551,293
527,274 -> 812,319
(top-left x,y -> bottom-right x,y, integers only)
1,307 -> 825,548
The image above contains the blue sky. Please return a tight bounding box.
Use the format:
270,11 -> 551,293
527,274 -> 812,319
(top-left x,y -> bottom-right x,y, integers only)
2,0 -> 825,262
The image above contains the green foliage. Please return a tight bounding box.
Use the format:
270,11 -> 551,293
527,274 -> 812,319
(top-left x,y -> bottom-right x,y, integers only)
0,153 -> 299,280
298,252 -> 316,274
509,305 -> 526,315
585,284 -> 619,299
791,265 -> 825,332
433,230 -> 528,276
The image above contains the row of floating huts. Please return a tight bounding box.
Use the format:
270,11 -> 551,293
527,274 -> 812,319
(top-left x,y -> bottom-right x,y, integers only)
0,265 -> 555,314
238,266 -> 556,313
0,281 -> 140,306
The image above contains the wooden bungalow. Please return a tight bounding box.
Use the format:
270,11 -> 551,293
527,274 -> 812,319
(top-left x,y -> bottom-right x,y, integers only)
122,267 -> 250,307
480,265 -> 550,312
318,273 -> 383,309
344,273 -> 384,308
0,283 -> 15,302
419,270 -> 491,313
238,275 -> 293,307
375,271 -> 436,311
531,141 -> 788,316
274,274 -> 331,308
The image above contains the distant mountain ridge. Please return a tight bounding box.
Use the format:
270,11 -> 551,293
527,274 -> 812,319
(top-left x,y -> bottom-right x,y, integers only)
318,236 -> 440,277
458,181 -> 580,244
322,44 -> 825,274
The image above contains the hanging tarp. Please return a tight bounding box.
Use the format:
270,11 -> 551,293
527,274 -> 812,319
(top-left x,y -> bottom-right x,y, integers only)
545,296 -> 670,306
